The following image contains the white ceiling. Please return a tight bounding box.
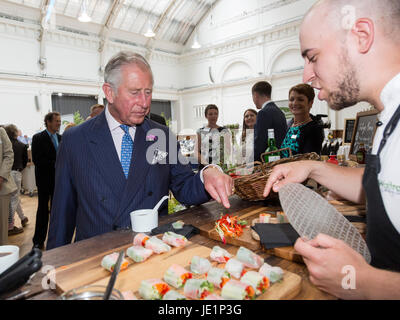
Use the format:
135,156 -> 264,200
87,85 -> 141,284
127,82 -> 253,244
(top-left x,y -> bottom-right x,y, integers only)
2,0 -> 218,51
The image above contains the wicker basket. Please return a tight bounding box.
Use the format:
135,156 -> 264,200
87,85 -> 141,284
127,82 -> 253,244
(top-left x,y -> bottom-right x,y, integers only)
232,150 -> 320,201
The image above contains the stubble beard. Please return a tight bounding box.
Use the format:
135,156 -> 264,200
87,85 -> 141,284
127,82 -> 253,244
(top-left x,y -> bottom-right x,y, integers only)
327,53 -> 361,111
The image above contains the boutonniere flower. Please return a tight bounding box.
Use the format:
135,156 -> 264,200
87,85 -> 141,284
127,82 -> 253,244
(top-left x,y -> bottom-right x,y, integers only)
146,134 -> 158,142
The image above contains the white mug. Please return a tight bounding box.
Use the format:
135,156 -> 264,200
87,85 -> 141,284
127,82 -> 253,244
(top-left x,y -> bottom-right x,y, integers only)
0,245 -> 20,275
130,209 -> 158,233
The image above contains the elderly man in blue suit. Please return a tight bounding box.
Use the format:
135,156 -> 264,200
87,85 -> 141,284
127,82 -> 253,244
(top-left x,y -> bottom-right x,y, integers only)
47,51 -> 233,249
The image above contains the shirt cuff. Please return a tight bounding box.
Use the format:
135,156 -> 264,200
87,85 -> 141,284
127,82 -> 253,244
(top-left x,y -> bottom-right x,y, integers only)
199,164 -> 224,184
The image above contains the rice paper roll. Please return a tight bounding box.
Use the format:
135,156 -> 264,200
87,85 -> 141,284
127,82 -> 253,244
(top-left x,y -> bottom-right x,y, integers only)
206,267 -> 231,289
190,256 -> 211,275
145,236 -> 171,254
204,294 -> 224,300
172,220 -> 185,230
221,279 -> 256,300
183,279 -> 214,299
240,271 -> 270,295
225,258 -> 244,279
139,279 -> 170,300
163,264 -> 193,288
133,233 -> 150,247
162,290 -> 186,300
210,246 -> 232,263
236,246 -> 264,269
126,245 -> 153,262
258,263 -> 284,283
162,231 -> 188,247
101,252 -> 129,272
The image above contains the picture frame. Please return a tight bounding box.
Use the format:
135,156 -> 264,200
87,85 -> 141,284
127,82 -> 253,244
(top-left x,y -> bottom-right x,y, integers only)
343,118 -> 355,145
349,110 -> 379,155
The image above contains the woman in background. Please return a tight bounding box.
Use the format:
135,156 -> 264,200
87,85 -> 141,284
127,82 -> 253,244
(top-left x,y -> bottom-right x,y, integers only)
196,104 -> 230,170
240,109 -> 257,163
280,83 -> 324,158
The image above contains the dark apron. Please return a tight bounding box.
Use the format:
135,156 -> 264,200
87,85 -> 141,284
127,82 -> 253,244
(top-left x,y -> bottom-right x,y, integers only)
362,104 -> 400,271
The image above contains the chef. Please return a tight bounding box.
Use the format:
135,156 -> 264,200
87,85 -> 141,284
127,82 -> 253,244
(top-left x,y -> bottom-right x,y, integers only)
263,0 -> 400,299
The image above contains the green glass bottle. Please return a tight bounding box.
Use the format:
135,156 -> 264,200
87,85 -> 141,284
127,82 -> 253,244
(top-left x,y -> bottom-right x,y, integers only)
263,129 -> 281,163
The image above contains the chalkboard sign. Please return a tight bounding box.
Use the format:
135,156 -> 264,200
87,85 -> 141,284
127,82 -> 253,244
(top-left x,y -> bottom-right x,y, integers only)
350,110 -> 379,155
343,118 -> 355,144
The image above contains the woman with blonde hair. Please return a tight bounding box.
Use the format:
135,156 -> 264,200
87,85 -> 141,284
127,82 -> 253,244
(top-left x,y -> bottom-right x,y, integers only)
240,109 -> 257,163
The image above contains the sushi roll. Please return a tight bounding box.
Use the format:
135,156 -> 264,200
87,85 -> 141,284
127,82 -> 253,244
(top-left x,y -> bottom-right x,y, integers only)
162,290 -> 186,300
259,213 -> 271,223
190,256 -> 211,275
139,279 -> 170,300
240,271 -> 270,295
258,263 -> 284,283
204,294 -> 224,300
133,233 -> 150,246
206,267 -> 231,289
163,264 -> 193,288
221,279 -> 256,300
162,231 -> 188,247
209,246 -> 232,263
224,258 -> 245,279
126,245 -> 153,262
183,279 -> 214,299
101,252 -> 129,272
236,246 -> 264,269
145,236 -> 171,254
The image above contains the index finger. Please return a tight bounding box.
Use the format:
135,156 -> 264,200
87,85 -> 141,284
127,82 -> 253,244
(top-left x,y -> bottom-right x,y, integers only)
263,167 -> 284,197
294,237 -> 321,261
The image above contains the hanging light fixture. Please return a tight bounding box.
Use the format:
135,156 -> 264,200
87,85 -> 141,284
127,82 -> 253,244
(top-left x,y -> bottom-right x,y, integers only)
144,21 -> 155,38
78,0 -> 92,23
191,32 -> 201,49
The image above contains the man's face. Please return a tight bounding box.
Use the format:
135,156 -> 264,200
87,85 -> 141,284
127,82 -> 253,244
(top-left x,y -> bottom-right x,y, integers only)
300,13 -> 360,110
105,63 -> 152,126
48,115 -> 61,132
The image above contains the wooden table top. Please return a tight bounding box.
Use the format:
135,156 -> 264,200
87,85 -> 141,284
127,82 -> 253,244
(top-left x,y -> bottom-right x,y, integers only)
15,196 -> 336,300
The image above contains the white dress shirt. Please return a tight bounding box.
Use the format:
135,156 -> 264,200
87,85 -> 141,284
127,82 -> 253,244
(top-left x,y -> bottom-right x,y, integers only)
371,72 -> 400,233
105,106 -> 136,161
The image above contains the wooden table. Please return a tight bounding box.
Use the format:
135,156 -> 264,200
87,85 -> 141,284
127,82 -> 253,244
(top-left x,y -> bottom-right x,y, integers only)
15,196 -> 335,300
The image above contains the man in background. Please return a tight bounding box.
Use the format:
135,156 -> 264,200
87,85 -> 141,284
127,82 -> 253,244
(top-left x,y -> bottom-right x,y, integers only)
31,112 -> 61,250
252,81 -> 287,162
86,104 -> 105,120
5,124 -> 29,235
0,126 -> 17,245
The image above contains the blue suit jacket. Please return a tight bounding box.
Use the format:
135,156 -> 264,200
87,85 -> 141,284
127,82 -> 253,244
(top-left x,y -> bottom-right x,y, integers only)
47,112 -> 210,249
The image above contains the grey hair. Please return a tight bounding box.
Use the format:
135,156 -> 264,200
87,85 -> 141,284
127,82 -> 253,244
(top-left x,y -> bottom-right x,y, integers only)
104,51 -> 154,90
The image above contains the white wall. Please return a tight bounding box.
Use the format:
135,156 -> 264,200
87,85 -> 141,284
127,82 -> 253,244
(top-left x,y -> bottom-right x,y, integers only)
0,0 -> 369,137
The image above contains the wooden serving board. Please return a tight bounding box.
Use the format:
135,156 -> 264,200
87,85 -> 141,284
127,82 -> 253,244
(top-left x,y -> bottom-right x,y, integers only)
55,240 -> 302,300
196,202 -> 366,264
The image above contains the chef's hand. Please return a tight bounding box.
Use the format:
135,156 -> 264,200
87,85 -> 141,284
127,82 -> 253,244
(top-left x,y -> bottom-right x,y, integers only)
263,160 -> 315,197
203,167 -> 233,209
294,233 -> 372,299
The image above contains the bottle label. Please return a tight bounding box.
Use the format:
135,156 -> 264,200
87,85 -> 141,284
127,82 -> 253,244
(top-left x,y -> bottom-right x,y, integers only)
268,156 -> 280,162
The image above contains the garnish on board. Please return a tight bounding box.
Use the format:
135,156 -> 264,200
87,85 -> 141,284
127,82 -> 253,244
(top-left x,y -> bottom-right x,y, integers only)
215,214 -> 248,244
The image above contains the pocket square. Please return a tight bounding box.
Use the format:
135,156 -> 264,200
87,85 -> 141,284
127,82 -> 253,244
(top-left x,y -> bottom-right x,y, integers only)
151,149 -> 168,164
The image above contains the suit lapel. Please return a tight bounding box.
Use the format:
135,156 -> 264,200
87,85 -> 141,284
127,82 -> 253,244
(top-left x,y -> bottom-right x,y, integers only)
119,120 -> 153,213
86,113 -> 126,199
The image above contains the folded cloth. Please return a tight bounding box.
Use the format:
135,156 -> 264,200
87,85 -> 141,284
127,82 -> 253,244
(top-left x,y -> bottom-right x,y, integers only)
252,223 -> 299,249
151,222 -> 200,239
253,215 -> 366,249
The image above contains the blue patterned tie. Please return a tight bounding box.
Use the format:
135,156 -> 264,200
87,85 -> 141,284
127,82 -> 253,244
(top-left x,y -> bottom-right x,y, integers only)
120,125 -> 133,178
